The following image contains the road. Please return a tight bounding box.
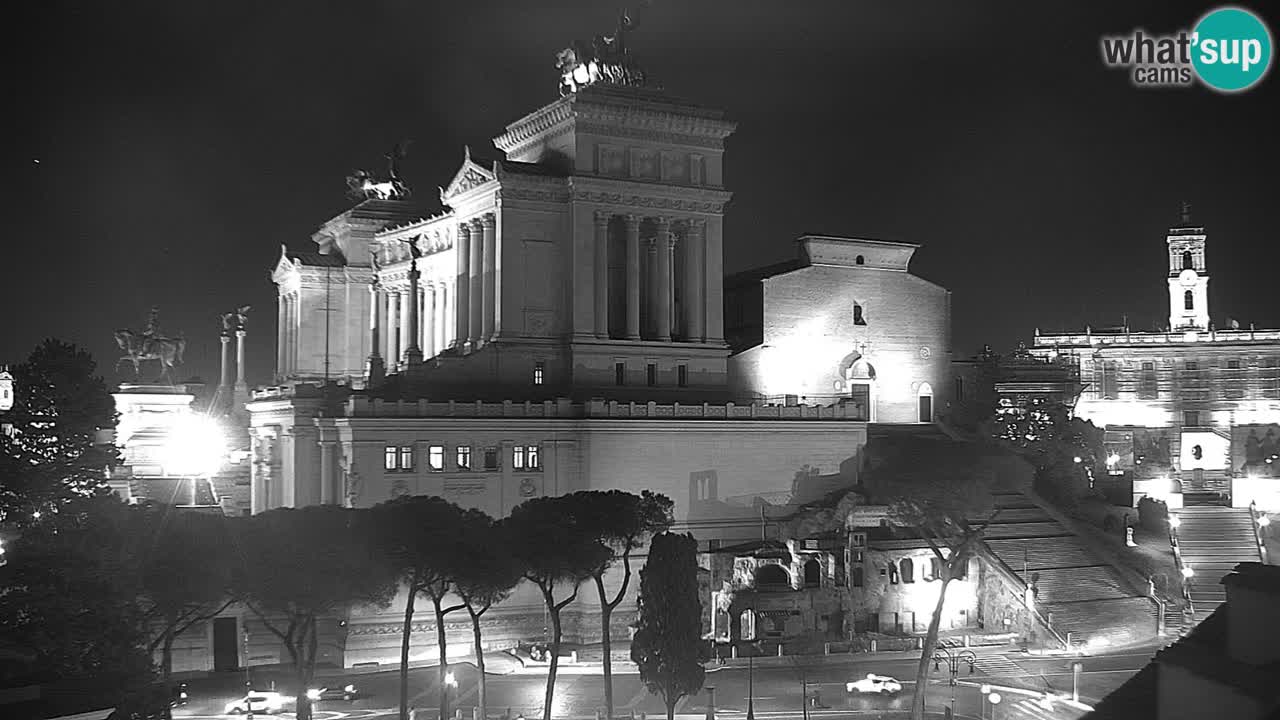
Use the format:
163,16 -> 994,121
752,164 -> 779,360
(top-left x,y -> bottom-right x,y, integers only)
172,645 -> 1158,720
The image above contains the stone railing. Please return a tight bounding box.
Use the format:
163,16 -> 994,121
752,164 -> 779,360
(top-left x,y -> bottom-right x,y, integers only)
342,397 -> 868,420
1035,328 -> 1280,347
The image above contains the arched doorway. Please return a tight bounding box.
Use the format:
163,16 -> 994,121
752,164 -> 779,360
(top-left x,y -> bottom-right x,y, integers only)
917,382 -> 934,423
803,558 -> 821,587
844,358 -> 877,422
755,564 -> 790,590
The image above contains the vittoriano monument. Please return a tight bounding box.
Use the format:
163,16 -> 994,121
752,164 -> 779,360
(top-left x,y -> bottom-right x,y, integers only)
346,140 -> 413,200
555,9 -> 650,96
115,306 -> 186,383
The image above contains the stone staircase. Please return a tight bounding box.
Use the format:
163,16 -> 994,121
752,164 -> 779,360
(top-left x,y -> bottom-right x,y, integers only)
978,493 -> 1159,648
1171,505 -> 1262,623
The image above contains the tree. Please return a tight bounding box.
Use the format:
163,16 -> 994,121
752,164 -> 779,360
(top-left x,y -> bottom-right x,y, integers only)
994,398 -> 1104,509
0,495 -> 153,691
572,490 -> 673,720
0,339 -> 117,523
453,511 -> 522,720
631,532 -> 705,720
130,504 -> 235,681
233,506 -> 396,720
503,495 -> 610,720
373,496 -> 470,720
860,433 -> 1021,720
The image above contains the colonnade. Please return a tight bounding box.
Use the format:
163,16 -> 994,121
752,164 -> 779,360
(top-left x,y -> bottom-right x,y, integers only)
370,279 -> 455,369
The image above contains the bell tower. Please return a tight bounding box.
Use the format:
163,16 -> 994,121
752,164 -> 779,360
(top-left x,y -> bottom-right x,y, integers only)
1167,203 -> 1209,331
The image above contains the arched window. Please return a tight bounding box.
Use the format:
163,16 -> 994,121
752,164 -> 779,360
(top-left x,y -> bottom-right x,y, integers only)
930,557 -> 942,581
900,558 -> 915,584
1182,251 -> 1193,270
803,558 -> 821,587
917,382 -> 934,423
852,565 -> 864,588
755,564 -> 789,589
1184,290 -> 1194,311
853,304 -> 866,326
855,255 -> 865,265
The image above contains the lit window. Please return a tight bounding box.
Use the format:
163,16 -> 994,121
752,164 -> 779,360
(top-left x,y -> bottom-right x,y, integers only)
533,361 -> 545,385
384,446 -> 397,471
513,445 -> 540,470
385,445 -> 414,472
678,364 -> 688,388
514,445 -> 525,469
428,445 -> 444,471
398,446 -> 414,471
615,362 -> 626,386
647,363 -> 657,386
483,447 -> 499,470
456,446 -> 472,470
527,444 -> 540,470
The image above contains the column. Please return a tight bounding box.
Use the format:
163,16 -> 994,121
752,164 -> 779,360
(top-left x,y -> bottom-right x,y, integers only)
684,220 -> 706,341
625,214 -> 641,340
387,290 -> 400,367
469,218 -> 484,347
319,441 -> 336,505
455,224 -> 471,348
287,294 -> 297,375
399,288 -> 414,365
423,283 -> 436,358
481,214 -> 497,341
235,329 -> 248,394
443,282 -> 453,349
655,216 -> 672,342
367,285 -> 385,385
436,285 -> 447,352
705,216 -> 725,343
219,334 -> 233,393
404,259 -> 422,366
276,296 -> 286,377
593,211 -> 609,338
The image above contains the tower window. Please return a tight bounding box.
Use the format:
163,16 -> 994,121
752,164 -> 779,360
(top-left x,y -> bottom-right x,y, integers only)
1184,290 -> 1194,311
1182,251 -> 1194,270
855,255 -> 865,265
533,361 -> 545,385
853,304 -> 866,326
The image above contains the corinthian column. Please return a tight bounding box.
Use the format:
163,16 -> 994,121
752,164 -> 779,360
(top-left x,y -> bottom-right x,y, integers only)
655,216 -> 672,342
684,220 -> 706,342
455,223 -> 471,349
481,213 -> 497,341
423,283 -> 436,358
276,296 -> 286,379
367,285 -> 385,386
469,218 -> 484,348
593,211 -> 609,338
404,258 -> 423,367
387,290 -> 400,368
625,214 -> 641,340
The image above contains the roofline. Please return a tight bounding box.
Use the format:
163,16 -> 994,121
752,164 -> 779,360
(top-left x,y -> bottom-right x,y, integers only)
797,234 -> 921,249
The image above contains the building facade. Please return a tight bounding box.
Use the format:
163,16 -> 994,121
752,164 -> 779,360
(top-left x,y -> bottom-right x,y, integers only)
247,50 -> 954,668
1031,215 -> 1280,511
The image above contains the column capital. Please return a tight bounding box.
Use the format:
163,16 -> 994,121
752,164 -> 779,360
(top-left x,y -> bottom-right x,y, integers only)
623,213 -> 641,229
653,215 -> 672,230
594,210 -> 611,226
480,212 -> 497,229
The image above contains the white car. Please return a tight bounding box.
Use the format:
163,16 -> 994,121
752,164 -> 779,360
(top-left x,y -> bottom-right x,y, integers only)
846,673 -> 903,694
224,691 -> 285,715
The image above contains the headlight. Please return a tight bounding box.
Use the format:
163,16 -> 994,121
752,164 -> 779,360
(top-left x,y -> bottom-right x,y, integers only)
307,689 -> 321,701
344,685 -> 356,693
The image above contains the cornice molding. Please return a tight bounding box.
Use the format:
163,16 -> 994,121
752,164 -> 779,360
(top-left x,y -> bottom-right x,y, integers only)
493,100 -> 576,153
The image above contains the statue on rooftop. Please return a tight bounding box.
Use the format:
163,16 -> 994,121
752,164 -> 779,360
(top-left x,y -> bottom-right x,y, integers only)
557,7 -> 649,96
115,307 -> 185,382
346,140 -> 412,200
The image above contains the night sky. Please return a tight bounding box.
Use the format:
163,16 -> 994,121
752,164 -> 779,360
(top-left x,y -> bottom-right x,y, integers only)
5,1 -> 1277,388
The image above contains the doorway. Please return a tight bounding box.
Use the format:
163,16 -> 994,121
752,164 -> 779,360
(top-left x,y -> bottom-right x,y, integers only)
212,617 -> 239,672
917,382 -> 934,423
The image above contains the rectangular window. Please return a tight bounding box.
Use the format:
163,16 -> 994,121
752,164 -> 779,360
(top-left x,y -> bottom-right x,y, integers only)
527,444 -> 540,469
456,445 -> 472,470
533,361 -> 545,385
513,445 -> 525,469
1185,360 -> 1199,371
1227,359 -> 1240,369
386,445 -> 414,472
1184,411 -> 1200,427
483,447 -> 499,470
428,445 -> 445,472
398,446 -> 414,471
647,363 -> 657,387
1139,361 -> 1158,399
615,362 -> 626,386
1102,361 -> 1118,399
678,364 -> 688,388
385,446 -> 397,471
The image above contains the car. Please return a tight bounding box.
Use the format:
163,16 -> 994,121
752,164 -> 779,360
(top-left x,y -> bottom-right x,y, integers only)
224,691 -> 286,715
306,684 -> 360,702
846,673 -> 903,694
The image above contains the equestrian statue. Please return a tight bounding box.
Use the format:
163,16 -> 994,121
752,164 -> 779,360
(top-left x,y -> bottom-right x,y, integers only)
115,306 -> 186,383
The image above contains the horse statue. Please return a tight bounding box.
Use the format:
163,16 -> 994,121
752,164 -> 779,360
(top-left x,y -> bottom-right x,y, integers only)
115,329 -> 186,382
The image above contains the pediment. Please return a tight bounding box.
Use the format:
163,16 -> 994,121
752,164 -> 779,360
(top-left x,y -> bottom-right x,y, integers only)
271,245 -> 299,284
440,148 -> 496,203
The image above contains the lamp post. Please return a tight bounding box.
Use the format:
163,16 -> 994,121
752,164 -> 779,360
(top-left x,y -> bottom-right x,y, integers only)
987,692 -> 1001,719
444,670 -> 458,720
979,684 -> 991,720
243,628 -> 253,720
932,647 -> 977,719
1072,661 -> 1084,703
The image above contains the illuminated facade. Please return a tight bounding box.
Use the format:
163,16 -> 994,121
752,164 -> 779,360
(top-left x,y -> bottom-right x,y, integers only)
1032,215 -> 1280,510
726,236 -> 952,423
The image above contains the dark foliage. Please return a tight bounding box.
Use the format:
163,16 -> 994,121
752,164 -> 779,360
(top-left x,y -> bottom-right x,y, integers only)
631,532 -> 705,720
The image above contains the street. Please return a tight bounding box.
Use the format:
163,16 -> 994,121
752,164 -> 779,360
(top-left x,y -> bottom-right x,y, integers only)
171,644 -> 1159,720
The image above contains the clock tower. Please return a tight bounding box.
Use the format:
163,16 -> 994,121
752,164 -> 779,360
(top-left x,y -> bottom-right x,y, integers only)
1166,204 -> 1209,331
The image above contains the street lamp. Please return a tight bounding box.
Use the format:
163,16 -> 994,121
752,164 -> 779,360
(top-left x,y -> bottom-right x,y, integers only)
1072,661 -> 1084,703
932,647 -> 976,719
444,670 -> 458,720
988,692 -> 1001,719
979,684 -> 991,720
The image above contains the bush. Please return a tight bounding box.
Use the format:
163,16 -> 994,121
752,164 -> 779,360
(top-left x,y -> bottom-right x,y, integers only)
1138,497 -> 1169,531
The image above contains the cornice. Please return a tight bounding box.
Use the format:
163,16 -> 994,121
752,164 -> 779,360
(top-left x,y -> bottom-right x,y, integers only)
494,99 -> 576,153
568,177 -> 733,215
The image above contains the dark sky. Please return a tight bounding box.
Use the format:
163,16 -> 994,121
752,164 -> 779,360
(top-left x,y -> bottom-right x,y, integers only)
5,1 -> 1277,387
